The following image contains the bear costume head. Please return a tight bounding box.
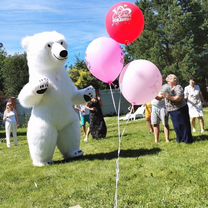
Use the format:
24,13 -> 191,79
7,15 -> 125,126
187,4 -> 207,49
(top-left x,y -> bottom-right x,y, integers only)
22,31 -> 68,75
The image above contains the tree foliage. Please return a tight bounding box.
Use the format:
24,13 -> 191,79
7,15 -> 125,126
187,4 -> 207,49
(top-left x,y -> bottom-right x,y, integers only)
126,0 -> 208,90
0,49 -> 7,91
1,53 -> 28,97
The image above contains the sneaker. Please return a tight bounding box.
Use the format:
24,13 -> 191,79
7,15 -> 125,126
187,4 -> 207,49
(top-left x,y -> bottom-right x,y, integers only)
192,128 -> 196,133
201,129 -> 205,133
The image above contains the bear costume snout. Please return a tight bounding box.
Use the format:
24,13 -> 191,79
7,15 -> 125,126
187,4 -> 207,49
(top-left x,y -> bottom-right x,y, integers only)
51,42 -> 68,61
60,50 -> 68,58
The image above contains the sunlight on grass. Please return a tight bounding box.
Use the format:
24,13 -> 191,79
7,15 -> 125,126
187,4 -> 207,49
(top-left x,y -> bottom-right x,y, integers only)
0,110 -> 208,207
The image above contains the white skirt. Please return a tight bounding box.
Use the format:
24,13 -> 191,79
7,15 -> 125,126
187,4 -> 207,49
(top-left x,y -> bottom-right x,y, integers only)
187,103 -> 204,118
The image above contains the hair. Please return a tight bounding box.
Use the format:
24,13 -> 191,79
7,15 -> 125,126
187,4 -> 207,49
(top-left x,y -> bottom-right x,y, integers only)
6,102 -> 12,106
166,74 -> 178,83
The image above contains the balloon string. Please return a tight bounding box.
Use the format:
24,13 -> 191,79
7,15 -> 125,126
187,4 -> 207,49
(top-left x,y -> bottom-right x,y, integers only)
114,92 -> 121,208
109,84 -> 118,114
114,92 -> 134,208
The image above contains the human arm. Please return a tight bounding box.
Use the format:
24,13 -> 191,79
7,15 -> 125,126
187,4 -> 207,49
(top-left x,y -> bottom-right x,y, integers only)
85,103 -> 97,112
74,105 -> 81,112
165,94 -> 183,102
14,110 -> 20,127
199,91 -> 205,103
184,86 -> 188,100
3,110 -> 7,121
155,93 -> 164,101
164,85 -> 184,103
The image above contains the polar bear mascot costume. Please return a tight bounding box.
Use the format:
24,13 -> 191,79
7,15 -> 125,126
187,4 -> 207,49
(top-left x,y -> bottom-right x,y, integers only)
18,31 -> 95,167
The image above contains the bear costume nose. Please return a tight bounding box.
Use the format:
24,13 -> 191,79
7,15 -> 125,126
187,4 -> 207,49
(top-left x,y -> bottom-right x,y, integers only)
60,50 -> 68,58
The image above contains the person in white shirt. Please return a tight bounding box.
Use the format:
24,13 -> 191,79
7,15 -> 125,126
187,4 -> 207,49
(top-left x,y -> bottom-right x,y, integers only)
184,79 -> 205,133
75,104 -> 90,142
3,102 -> 18,148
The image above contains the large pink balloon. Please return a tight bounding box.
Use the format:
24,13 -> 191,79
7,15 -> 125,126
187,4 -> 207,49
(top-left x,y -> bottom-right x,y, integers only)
119,60 -> 162,105
86,37 -> 124,84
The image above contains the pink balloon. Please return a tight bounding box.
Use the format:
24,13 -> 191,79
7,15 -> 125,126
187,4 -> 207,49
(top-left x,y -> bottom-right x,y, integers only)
86,37 -> 124,84
119,60 -> 162,105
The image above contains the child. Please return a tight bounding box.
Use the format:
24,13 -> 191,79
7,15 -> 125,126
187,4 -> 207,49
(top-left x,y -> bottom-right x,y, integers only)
145,102 -> 153,133
75,104 -> 90,142
3,102 -> 18,148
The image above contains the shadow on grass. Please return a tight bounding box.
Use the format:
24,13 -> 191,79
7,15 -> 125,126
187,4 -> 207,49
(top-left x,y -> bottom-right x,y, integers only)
0,132 -> 4,138
53,147 -> 161,165
0,131 -> 27,138
193,134 -> 208,142
17,131 -> 27,137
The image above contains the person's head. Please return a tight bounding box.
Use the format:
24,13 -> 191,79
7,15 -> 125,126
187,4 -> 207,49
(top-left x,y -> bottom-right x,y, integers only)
189,79 -> 195,87
6,102 -> 13,111
166,74 -> 178,87
91,97 -> 97,103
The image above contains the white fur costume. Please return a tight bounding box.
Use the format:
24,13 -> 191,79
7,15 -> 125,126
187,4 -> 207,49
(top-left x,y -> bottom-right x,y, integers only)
18,31 -> 95,167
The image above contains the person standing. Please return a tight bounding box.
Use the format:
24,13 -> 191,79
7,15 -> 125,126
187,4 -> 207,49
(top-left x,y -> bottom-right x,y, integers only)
86,97 -> 107,139
151,91 -> 170,143
145,102 -> 153,133
163,74 -> 193,144
75,104 -> 91,143
3,102 -> 18,147
184,79 -> 205,133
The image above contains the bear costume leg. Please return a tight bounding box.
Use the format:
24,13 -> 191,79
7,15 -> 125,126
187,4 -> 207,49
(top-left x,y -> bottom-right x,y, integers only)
57,120 -> 83,160
27,120 -> 58,167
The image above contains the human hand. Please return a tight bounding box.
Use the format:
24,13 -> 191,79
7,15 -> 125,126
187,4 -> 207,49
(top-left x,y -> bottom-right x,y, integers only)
163,93 -> 171,100
91,107 -> 97,112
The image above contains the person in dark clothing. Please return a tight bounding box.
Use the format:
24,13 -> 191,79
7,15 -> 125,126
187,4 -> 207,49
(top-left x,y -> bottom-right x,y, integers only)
86,97 -> 107,139
163,74 -> 193,144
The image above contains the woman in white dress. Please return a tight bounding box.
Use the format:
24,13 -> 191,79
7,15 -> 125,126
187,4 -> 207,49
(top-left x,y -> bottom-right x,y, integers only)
184,79 -> 205,133
3,102 -> 18,147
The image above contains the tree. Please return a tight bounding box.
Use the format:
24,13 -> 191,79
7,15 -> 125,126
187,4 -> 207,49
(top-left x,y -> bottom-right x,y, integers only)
0,48 -> 7,91
126,0 -> 208,90
1,53 -> 28,97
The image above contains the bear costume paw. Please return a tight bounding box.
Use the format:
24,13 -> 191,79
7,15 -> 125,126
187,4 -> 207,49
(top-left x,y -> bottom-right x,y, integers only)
33,78 -> 49,94
84,85 -> 95,101
71,150 -> 84,158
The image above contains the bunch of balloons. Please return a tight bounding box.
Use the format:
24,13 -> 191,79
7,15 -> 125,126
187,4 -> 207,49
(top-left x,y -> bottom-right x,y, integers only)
86,2 -> 162,105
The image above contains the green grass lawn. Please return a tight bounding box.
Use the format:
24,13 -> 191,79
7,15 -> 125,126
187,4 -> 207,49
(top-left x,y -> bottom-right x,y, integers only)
1,110 -> 208,208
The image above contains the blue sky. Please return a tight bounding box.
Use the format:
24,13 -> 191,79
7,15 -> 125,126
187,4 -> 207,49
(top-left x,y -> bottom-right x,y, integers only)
0,0 -> 136,66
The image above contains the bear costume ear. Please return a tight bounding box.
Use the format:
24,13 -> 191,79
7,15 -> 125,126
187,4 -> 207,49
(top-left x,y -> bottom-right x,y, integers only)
21,36 -> 31,50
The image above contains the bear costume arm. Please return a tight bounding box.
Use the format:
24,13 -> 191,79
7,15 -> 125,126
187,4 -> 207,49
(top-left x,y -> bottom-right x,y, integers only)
71,86 -> 95,105
18,78 -> 48,108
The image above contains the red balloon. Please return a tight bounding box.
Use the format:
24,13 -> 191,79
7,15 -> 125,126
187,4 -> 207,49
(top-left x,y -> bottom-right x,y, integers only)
106,2 -> 145,45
